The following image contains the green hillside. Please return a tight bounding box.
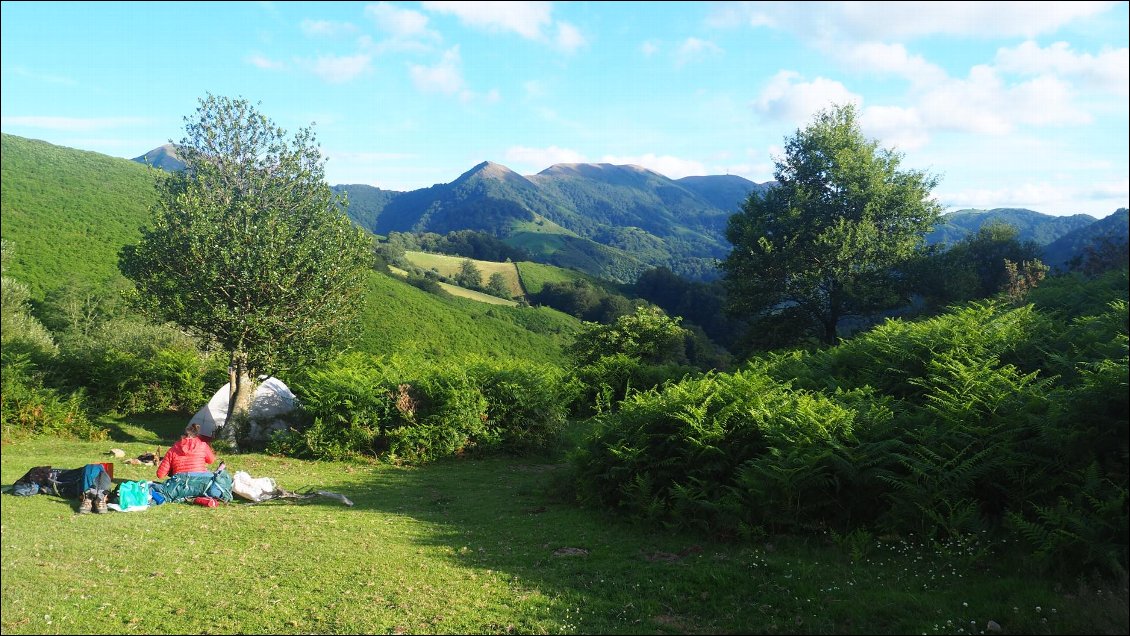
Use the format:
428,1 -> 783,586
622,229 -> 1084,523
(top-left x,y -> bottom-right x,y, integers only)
0,133 -> 158,299
0,134 -> 579,365
357,271 -> 576,364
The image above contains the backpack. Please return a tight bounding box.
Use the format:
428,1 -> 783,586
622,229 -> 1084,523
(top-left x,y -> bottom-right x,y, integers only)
156,469 -> 233,503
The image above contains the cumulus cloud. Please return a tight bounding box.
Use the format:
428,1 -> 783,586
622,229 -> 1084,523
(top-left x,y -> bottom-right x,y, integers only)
409,46 -> 468,97
365,2 -> 439,40
422,1 -> 585,52
918,66 -> 1091,134
752,71 -> 862,124
306,53 -> 372,83
840,42 -> 947,85
995,40 -> 1130,95
599,153 -> 708,179
505,145 -> 587,169
859,106 -> 931,150
675,37 -> 722,67
939,178 -> 1128,215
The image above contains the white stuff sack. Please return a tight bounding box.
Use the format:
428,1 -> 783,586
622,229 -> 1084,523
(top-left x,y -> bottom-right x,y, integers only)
231,470 -> 279,503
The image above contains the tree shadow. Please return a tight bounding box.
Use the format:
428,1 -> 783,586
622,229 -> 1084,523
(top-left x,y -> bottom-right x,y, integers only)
97,411 -> 186,444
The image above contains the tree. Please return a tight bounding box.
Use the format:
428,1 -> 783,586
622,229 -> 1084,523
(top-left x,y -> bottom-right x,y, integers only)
455,258 -> 483,289
911,221 -> 1045,307
722,103 -> 942,346
119,95 -> 372,449
485,272 -> 511,299
568,305 -> 688,367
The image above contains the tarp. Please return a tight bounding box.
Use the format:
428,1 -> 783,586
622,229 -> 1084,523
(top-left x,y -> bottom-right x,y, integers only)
189,377 -> 297,441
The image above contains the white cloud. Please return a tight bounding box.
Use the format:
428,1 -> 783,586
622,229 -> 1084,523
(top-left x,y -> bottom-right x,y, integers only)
0,116 -> 150,132
859,106 -> 931,150
918,66 -> 1092,134
300,19 -> 357,37
939,178 -> 1129,215
306,53 -> 372,83
995,40 -> 1130,95
555,21 -> 587,53
752,71 -> 863,124
598,153 -> 708,179
712,1 -> 1118,43
365,2 -> 439,40
409,46 -> 466,96
840,42 -> 947,85
640,40 -> 660,57
422,1 -> 585,52
423,1 -> 551,39
675,37 -> 722,67
505,145 -> 587,169
246,53 -> 287,70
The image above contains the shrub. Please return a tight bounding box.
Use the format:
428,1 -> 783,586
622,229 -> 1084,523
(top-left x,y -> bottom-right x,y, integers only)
1,351 -> 105,441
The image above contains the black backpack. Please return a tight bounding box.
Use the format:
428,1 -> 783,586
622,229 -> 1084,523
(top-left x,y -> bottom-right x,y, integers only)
12,465 -> 110,498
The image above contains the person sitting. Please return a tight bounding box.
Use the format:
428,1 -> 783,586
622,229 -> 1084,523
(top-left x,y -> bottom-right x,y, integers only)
157,423 -> 217,479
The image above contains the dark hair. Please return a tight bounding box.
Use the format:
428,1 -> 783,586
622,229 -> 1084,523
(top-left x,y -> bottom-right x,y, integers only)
184,423 -> 201,438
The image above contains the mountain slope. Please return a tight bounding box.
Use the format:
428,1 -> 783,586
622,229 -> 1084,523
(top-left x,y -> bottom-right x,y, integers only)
2,133 -> 157,299
1042,207 -> 1129,269
926,208 -> 1096,246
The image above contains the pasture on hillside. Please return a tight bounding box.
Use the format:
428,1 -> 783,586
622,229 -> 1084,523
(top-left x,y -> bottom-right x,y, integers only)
403,251 -> 524,298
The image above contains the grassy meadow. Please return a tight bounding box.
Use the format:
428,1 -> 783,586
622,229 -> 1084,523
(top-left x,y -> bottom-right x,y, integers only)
2,413 -> 1126,635
403,251 -> 525,298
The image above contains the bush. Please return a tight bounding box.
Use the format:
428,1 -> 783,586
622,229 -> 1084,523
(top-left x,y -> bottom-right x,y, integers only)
283,354 -> 569,462
1,351 -> 105,441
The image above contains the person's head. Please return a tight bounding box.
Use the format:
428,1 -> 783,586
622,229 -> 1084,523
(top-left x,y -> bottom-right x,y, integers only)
183,423 -> 201,439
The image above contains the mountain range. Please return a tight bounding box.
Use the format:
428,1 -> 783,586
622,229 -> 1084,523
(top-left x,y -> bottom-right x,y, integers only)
130,143 -> 1127,282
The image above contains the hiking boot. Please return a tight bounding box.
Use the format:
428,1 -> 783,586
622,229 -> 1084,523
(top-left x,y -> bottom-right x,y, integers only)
78,493 -> 93,514
93,492 -> 108,514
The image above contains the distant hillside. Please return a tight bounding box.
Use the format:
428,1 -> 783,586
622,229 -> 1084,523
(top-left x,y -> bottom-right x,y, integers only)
675,174 -> 772,214
331,184 -> 401,234
1,133 -> 157,299
132,143 -> 185,172
926,208 -> 1096,246
1043,208 -> 1129,270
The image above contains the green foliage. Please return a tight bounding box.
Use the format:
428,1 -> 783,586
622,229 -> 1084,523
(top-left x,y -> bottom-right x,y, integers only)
573,271 -> 1128,575
279,353 -> 569,462
569,306 -> 689,367
454,258 -> 484,290
722,103 -> 942,346
1,352 -> 104,441
119,94 -> 374,383
911,221 -> 1046,307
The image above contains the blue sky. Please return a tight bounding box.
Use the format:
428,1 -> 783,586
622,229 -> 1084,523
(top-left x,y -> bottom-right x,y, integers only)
2,1 -> 1127,217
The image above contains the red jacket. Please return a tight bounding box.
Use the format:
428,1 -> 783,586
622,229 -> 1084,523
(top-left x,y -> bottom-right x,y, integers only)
157,437 -> 216,478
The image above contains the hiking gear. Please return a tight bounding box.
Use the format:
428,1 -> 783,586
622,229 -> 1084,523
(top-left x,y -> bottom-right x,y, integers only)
155,469 -> 233,503
156,437 -> 216,478
192,496 -> 218,508
13,465 -> 111,499
78,492 -> 93,514
116,481 -> 150,510
93,492 -> 108,514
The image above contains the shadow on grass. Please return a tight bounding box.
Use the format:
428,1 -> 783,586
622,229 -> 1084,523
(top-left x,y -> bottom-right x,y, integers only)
335,455 -> 763,634
96,411 -> 188,444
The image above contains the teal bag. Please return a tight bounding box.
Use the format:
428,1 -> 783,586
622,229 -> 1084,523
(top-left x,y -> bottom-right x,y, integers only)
118,480 -> 150,510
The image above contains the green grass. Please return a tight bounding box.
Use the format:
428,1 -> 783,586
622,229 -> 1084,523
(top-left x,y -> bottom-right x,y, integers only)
2,416 -> 1127,635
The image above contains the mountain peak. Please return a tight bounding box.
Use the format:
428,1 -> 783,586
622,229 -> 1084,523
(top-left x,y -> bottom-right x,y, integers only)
454,160 -> 531,185
132,143 -> 185,172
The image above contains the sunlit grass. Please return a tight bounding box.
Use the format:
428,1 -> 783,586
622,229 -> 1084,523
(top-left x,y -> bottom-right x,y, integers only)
3,415 -> 1126,635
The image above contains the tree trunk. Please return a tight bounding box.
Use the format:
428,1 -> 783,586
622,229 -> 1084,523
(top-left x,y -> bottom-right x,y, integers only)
223,350 -> 257,452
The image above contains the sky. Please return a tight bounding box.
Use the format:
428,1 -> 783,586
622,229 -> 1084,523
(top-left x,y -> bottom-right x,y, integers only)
1,1 -> 1127,218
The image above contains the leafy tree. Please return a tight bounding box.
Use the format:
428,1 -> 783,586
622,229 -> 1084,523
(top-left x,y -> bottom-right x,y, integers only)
119,94 -> 372,449
911,221 -> 1045,308
485,272 -> 511,299
455,259 -> 483,290
722,103 -> 942,346
569,305 -> 689,367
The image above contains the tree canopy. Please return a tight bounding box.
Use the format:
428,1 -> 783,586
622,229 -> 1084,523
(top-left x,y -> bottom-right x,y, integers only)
721,103 -> 942,346
119,94 -> 372,445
